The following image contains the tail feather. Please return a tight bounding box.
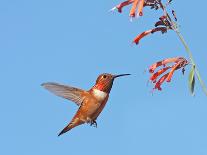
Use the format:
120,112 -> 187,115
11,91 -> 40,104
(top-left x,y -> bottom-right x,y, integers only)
58,124 -> 73,136
58,119 -> 84,136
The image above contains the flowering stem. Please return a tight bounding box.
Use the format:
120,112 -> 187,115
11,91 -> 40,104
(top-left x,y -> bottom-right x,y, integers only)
174,28 -> 207,96
174,29 -> 194,63
160,1 -> 207,95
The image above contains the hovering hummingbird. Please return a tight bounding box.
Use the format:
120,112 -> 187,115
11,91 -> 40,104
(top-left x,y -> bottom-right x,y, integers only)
42,73 -> 130,136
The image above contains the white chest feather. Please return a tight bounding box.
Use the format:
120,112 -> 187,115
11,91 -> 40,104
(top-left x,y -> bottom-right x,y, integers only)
93,89 -> 107,100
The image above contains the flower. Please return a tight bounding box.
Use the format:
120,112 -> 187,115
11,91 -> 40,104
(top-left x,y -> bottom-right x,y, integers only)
133,27 -> 167,44
111,0 -> 134,13
149,57 -> 189,91
133,15 -> 172,45
111,1 -> 174,45
111,0 -> 161,17
130,0 -> 145,17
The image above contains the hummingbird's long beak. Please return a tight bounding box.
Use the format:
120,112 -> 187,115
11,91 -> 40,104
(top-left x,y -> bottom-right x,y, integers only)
113,74 -> 131,79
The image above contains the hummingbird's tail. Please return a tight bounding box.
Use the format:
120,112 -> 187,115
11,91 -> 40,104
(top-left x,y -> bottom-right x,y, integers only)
58,124 -> 72,136
58,118 -> 84,136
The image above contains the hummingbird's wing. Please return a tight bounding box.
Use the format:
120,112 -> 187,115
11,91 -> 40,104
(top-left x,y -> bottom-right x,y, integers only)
41,82 -> 85,106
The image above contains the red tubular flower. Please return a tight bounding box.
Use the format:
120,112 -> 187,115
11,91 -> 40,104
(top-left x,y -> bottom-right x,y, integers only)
154,73 -> 169,90
132,15 -> 172,45
133,27 -> 167,45
130,0 -> 139,17
133,29 -> 152,45
111,0 -> 134,13
129,0 -> 145,17
149,57 -> 179,73
111,0 -> 161,16
138,0 -> 145,16
150,66 -> 171,81
111,0 -> 158,17
166,63 -> 180,82
149,57 -> 189,91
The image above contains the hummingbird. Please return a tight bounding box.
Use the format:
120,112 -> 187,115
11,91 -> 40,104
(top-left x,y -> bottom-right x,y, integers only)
42,73 -> 130,136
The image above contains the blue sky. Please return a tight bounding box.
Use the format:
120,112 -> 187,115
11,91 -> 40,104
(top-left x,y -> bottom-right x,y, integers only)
1,0 -> 207,154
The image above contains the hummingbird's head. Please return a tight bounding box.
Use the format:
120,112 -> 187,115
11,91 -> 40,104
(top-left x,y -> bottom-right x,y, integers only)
93,73 -> 130,93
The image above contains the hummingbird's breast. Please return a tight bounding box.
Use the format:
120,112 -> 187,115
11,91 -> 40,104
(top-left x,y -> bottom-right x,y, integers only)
90,88 -> 109,120
76,88 -> 109,123
92,88 -> 108,101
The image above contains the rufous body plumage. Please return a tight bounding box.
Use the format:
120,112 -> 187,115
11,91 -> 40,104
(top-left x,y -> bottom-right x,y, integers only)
42,73 -> 130,136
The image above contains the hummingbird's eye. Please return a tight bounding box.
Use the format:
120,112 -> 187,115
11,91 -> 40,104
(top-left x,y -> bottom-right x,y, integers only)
102,75 -> 107,78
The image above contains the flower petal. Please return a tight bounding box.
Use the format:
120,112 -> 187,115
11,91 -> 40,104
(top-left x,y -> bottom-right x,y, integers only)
154,73 -> 169,90
149,57 -> 180,73
162,57 -> 180,65
130,0 -> 140,17
149,60 -> 163,73
138,0 -> 144,16
166,63 -> 180,82
133,29 -> 152,44
166,57 -> 189,82
133,27 -> 168,45
150,66 -> 171,82
113,0 -> 134,13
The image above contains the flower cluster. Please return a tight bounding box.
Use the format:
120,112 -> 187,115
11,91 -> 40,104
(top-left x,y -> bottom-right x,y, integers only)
111,0 -> 207,96
110,0 -> 195,92
111,0 -> 161,17
149,57 -> 189,90
111,1 -> 175,45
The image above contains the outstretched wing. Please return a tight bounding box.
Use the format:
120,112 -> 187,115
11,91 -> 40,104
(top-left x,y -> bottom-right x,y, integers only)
41,82 -> 85,106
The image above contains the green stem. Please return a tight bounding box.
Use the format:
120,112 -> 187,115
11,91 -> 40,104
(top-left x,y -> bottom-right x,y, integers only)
160,2 -> 207,95
174,28 -> 207,96
174,29 -> 194,63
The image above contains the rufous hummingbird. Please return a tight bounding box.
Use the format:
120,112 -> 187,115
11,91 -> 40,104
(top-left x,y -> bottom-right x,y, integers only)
42,73 -> 130,136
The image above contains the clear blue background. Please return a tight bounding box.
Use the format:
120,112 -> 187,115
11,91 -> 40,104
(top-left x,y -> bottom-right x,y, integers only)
1,0 -> 207,154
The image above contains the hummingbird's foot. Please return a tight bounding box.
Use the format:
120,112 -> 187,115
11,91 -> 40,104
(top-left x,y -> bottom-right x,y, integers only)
90,120 -> 97,128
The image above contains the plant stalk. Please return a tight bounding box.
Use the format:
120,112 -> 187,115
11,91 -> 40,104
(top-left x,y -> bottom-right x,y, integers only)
174,29 -> 207,96
160,1 -> 207,95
